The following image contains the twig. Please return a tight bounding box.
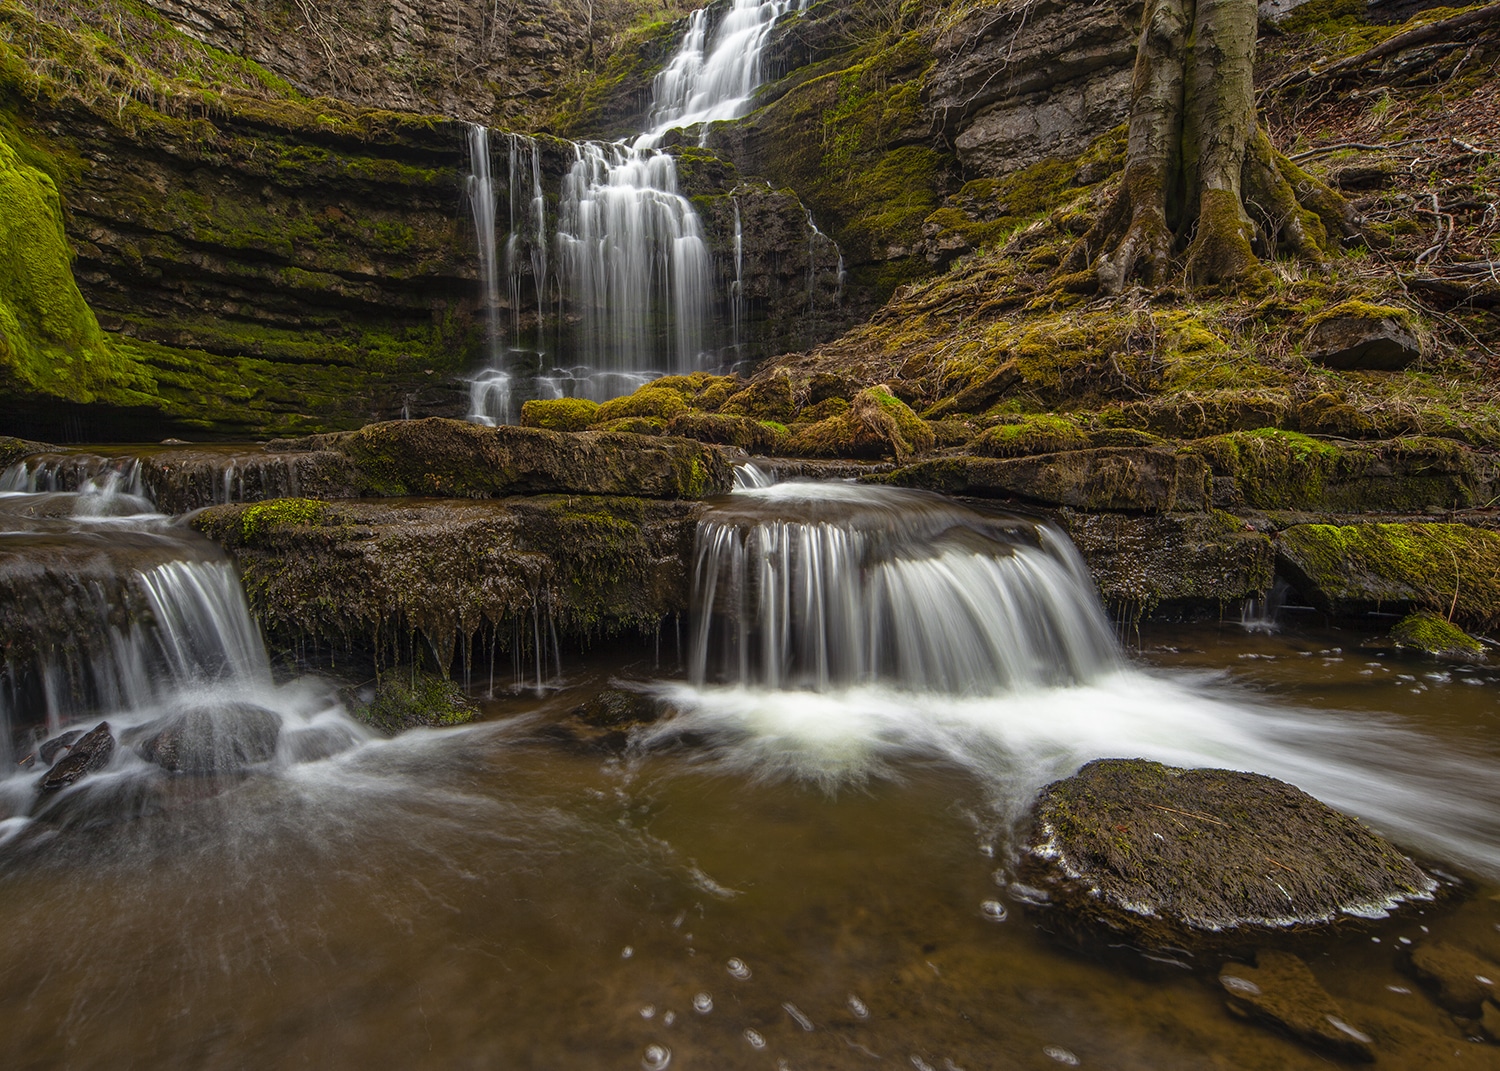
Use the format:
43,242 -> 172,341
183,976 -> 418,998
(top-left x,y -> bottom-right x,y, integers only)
1263,854 -> 1300,876
1288,136 -> 1441,162
1148,803 -> 1226,826
1449,545 -> 1462,622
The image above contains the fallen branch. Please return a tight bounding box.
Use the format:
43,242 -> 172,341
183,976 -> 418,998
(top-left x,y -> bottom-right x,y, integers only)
1287,136 -> 1441,162
1273,1 -> 1500,90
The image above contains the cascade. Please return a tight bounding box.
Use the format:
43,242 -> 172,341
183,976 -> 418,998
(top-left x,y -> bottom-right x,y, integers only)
466,123 -> 502,365
689,482 -> 1118,693
731,198 -> 744,352
506,133 -> 548,338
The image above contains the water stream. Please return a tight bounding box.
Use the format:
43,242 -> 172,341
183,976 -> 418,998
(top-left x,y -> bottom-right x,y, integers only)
1,467 -> 1498,1066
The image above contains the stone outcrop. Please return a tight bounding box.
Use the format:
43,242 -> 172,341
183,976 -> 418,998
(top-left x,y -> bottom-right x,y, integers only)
1275,522 -> 1500,628
1305,310 -> 1422,370
190,494 -> 703,661
928,0 -> 1138,175
884,447 -> 1210,513
1020,758 -> 1436,949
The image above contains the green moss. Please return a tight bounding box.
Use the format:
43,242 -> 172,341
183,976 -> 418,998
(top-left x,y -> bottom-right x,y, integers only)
1389,611 -> 1484,657
595,385 -> 689,423
597,416 -> 667,435
719,375 -> 796,423
521,397 -> 600,431
357,671 -> 478,734
1305,299 -> 1415,329
973,414 -> 1089,457
238,497 -> 331,540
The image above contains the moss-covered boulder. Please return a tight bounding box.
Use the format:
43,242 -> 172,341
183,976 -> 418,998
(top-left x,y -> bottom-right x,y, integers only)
284,418 -> 732,499
718,375 -> 796,424
1305,302 -> 1421,371
352,672 -> 478,734
790,385 -> 934,462
0,435 -> 50,471
595,386 -> 689,424
886,448 -> 1209,513
521,398 -> 600,432
973,414 -> 1089,458
1388,612 -> 1486,659
1021,759 -> 1435,950
1276,523 -> 1500,628
666,411 -> 787,453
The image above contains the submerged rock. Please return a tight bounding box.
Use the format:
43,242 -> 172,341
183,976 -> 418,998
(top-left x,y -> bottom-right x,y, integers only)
1220,951 -> 1375,1061
38,722 -> 115,793
1020,759 -> 1435,949
127,703 -> 282,773
548,687 -> 663,751
1404,940 -> 1500,1016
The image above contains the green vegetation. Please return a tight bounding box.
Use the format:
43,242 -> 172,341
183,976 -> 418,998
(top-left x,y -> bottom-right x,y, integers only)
522,398 -> 601,431
356,671 -> 478,734
1389,611 -> 1485,657
238,497 -> 332,540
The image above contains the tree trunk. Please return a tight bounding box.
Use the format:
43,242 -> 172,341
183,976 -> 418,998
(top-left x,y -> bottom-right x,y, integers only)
1067,0 -> 1360,292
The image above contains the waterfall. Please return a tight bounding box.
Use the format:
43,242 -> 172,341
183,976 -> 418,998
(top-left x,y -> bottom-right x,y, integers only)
466,123 -> 502,365
506,133 -> 548,339
646,0 -> 808,140
731,198 -> 744,351
555,141 -> 712,381
688,483 -> 1118,693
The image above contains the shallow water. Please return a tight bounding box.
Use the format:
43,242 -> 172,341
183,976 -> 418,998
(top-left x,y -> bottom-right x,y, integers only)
3,626 -> 1499,1069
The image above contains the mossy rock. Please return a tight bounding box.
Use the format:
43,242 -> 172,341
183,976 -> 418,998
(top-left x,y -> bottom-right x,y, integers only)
1020,759 -> 1435,950
973,415 -> 1089,458
354,672 -> 478,734
789,384 -> 934,463
236,497 -> 333,542
595,386 -> 689,423
597,416 -> 666,436
718,375 -> 796,424
0,435 -> 50,470
521,398 -> 600,432
1388,612 -> 1485,660
666,411 -> 786,453
1276,523 -> 1500,628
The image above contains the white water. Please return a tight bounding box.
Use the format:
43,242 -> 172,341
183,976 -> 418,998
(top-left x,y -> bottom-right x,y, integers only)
645,0 -> 808,141
652,480 -> 1500,881
466,123 -> 502,367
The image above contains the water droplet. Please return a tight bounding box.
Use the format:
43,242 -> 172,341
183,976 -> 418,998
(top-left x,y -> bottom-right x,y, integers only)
1043,1046 -> 1079,1066
622,946 -> 634,959
980,900 -> 1008,922
727,957 -> 752,980
848,994 -> 869,1019
693,992 -> 713,1014
642,1043 -> 672,1071
640,1004 -> 656,1019
744,1028 -> 766,1050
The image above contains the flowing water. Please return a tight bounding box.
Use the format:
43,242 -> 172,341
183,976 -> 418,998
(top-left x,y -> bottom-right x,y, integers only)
465,0 -> 823,421
2,473 -> 1499,1068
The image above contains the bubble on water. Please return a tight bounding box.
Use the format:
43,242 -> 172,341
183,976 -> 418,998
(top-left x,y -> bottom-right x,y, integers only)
980,899 -> 1008,922
1044,1046 -> 1079,1066
642,1043 -> 672,1071
910,1057 -> 936,1071
663,1011 -> 676,1026
622,946 -> 634,959
1387,985 -> 1411,994
783,1002 -> 813,1031
727,957 -> 752,980
847,994 -> 869,1019
992,869 -> 1008,887
1221,976 -> 1260,997
640,1004 -> 656,1019
744,1028 -> 766,1050
693,992 -> 713,1014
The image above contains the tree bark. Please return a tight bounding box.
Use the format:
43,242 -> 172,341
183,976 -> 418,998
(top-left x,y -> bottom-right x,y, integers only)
1066,0 -> 1360,292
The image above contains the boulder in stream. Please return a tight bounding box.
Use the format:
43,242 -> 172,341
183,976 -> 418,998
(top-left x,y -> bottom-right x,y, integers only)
127,703 -> 282,773
350,672 -> 477,735
38,722 -> 115,793
1019,759 -> 1436,950
1403,940 -> 1499,1016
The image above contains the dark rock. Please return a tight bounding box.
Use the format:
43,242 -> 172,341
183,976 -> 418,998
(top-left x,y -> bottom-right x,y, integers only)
1062,510 -> 1274,612
192,496 -> 701,658
38,730 -> 85,767
39,723 -> 115,793
1306,316 -> 1421,371
1020,759 -> 1435,949
351,672 -> 477,735
1483,1001 -> 1500,1042
0,436 -> 51,470
1275,523 -> 1500,628
549,686 -> 663,751
127,703 -> 281,773
1405,941 -> 1499,1016
886,449 -> 1210,513
1220,951 -> 1375,1061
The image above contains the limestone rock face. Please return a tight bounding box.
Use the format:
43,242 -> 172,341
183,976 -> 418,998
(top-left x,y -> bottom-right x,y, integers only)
928,0 -> 1138,175
1020,759 -> 1435,949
